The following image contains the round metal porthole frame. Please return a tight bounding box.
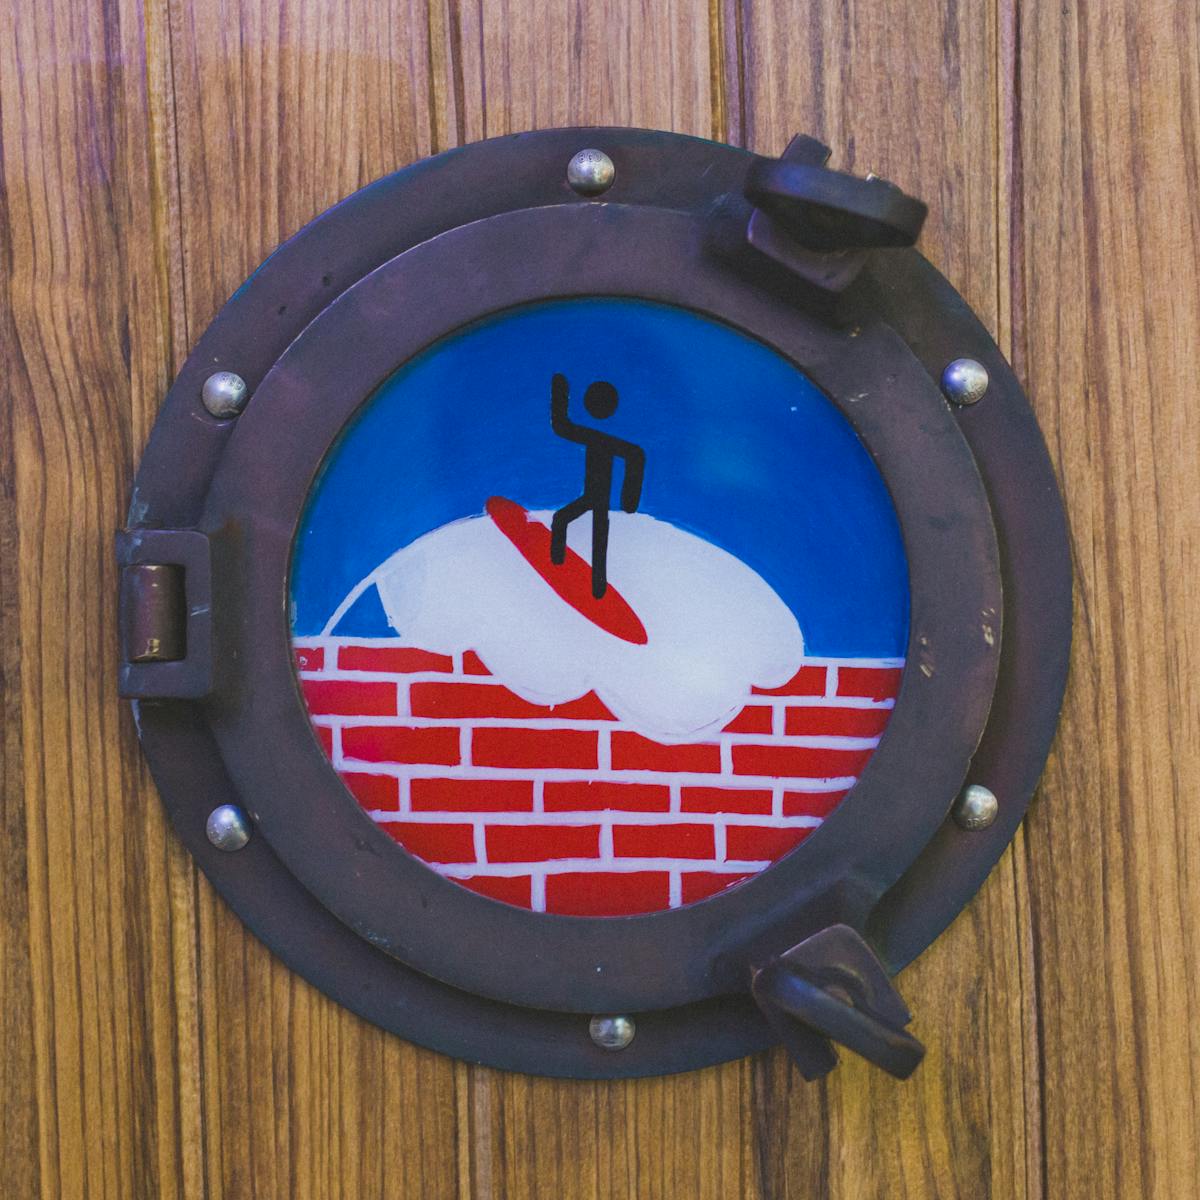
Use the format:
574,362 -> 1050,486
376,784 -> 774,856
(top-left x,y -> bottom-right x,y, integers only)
122,127 -> 1071,1078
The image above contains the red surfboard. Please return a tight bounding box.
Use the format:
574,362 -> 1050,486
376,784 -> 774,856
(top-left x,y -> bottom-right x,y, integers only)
486,496 -> 648,645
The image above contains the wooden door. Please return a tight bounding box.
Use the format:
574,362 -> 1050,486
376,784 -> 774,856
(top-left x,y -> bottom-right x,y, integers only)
2,1 -> 1197,1196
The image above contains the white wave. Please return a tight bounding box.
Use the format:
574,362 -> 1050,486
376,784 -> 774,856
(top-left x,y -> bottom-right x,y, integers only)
343,509 -> 804,743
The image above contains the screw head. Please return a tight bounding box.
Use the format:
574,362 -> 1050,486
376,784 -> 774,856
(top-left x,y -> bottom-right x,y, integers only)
201,371 -> 249,418
941,358 -> 989,406
952,784 -> 999,831
589,1014 -> 635,1050
206,804 -> 252,851
567,148 -> 616,197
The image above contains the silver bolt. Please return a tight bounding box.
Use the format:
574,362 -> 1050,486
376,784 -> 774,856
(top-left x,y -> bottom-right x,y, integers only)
206,804 -> 252,851
952,784 -> 999,831
567,149 -> 615,197
941,358 -> 989,406
589,1014 -> 635,1050
201,371 -> 249,418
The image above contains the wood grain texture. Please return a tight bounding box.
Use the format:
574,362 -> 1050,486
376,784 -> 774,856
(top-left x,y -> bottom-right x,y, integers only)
730,6 -> 1039,1198
0,0 -> 202,1197
164,4 -> 464,1197
0,0 -> 1195,1196
1015,0 -> 1200,1196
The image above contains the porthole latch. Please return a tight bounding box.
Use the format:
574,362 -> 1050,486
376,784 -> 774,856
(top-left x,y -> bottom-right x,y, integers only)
741,134 -> 928,302
751,924 -> 925,1080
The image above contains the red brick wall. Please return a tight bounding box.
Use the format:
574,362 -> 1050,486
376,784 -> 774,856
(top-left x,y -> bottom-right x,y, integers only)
295,639 -> 902,916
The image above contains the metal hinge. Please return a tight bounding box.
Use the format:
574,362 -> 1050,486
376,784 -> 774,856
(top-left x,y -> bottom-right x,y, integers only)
116,528 -> 213,699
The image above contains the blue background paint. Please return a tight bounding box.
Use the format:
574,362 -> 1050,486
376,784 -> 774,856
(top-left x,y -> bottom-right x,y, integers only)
290,299 -> 909,657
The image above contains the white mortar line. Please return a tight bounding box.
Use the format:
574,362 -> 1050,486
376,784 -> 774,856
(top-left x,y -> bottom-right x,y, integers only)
597,726 -> 612,771
787,655 -> 904,668
773,695 -> 896,710
294,639 -> 904,669
825,664 -> 839,697
320,713 -> 881,749
530,872 -> 547,913
341,761 -> 859,791
298,672 -> 897,710
307,691 -> 894,722
317,713 -> 613,728
298,635 -> 453,651
713,821 -> 727,863
669,871 -> 682,908
532,778 -> 545,814
472,821 -> 487,864
434,857 -> 778,878
366,809 -> 824,829
300,669 -> 476,685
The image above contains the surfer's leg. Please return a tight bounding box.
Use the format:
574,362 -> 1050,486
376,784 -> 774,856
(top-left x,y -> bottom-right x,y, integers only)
590,503 -> 610,598
550,496 -> 590,563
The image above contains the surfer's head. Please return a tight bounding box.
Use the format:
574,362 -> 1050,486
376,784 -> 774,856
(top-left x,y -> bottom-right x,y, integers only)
584,381 -> 619,419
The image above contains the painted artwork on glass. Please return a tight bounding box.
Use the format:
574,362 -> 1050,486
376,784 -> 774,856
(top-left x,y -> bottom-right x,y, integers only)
290,299 -> 909,916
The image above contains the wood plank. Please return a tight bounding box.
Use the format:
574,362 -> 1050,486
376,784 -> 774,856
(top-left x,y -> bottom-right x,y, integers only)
0,0 -> 204,1195
451,0 -> 720,142
731,2 -> 1038,1197
163,1 -> 464,1197
1014,0 -> 1200,1195
0,117 -> 41,1200
463,1061 -> 757,1200
167,0 -> 454,338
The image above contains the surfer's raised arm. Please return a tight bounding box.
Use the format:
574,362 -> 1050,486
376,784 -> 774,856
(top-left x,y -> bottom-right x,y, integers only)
550,373 -> 589,444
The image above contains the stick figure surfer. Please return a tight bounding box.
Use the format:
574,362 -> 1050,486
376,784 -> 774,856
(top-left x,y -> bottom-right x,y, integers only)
550,373 -> 646,599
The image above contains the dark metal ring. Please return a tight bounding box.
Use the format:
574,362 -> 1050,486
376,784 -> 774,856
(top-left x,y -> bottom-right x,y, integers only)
197,201 -> 1001,1015
124,127 -> 1070,1077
